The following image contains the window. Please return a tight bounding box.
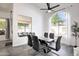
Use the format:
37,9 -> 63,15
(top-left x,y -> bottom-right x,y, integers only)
49,11 -> 68,39
18,15 -> 32,33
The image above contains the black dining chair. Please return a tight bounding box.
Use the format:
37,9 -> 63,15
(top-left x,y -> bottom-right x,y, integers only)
47,33 -> 55,43
39,39 -> 47,46
39,39 -> 50,53
27,35 -> 33,47
46,36 -> 62,55
49,33 -> 54,39
44,32 -> 48,38
32,36 -> 46,53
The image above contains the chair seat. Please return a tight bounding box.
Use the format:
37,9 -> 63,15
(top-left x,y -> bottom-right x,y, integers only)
46,39 -> 54,43
47,42 -> 56,50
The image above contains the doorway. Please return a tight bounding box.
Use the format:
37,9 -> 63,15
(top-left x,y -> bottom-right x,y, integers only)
0,18 -> 12,48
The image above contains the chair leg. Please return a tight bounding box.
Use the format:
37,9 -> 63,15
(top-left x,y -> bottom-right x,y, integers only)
45,47 -> 60,56
43,47 -> 51,53
33,48 -> 46,56
43,49 -> 47,53
42,48 -> 60,56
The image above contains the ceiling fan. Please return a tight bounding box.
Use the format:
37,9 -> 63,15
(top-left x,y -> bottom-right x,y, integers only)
40,3 -> 60,13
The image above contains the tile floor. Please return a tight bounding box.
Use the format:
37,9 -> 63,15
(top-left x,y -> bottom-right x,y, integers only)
0,43 -> 74,56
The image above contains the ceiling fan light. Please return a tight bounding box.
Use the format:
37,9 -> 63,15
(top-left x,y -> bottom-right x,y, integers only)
48,10 -> 51,13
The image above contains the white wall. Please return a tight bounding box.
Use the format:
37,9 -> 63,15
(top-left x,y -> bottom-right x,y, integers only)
13,3 -> 43,46
43,13 -> 51,32
69,4 -> 79,46
0,11 -> 10,18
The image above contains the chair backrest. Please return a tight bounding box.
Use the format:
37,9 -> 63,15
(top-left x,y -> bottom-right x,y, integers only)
44,32 -> 48,38
56,36 -> 62,51
32,36 -> 40,51
49,33 -> 54,39
27,35 -> 33,47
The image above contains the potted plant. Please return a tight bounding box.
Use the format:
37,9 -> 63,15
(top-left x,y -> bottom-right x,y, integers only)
71,22 -> 79,48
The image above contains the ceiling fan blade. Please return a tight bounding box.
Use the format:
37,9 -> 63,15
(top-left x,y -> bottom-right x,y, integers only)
40,9 -> 48,10
45,8 -> 66,13
46,3 -> 50,9
50,4 -> 60,9
54,8 -> 66,12
51,10 -> 55,12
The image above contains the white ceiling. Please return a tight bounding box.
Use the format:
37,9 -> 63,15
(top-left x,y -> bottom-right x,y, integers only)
0,3 -> 79,13
31,3 -> 79,13
0,3 -> 13,12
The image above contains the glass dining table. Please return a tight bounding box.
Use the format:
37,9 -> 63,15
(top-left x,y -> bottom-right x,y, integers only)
38,36 -> 57,43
